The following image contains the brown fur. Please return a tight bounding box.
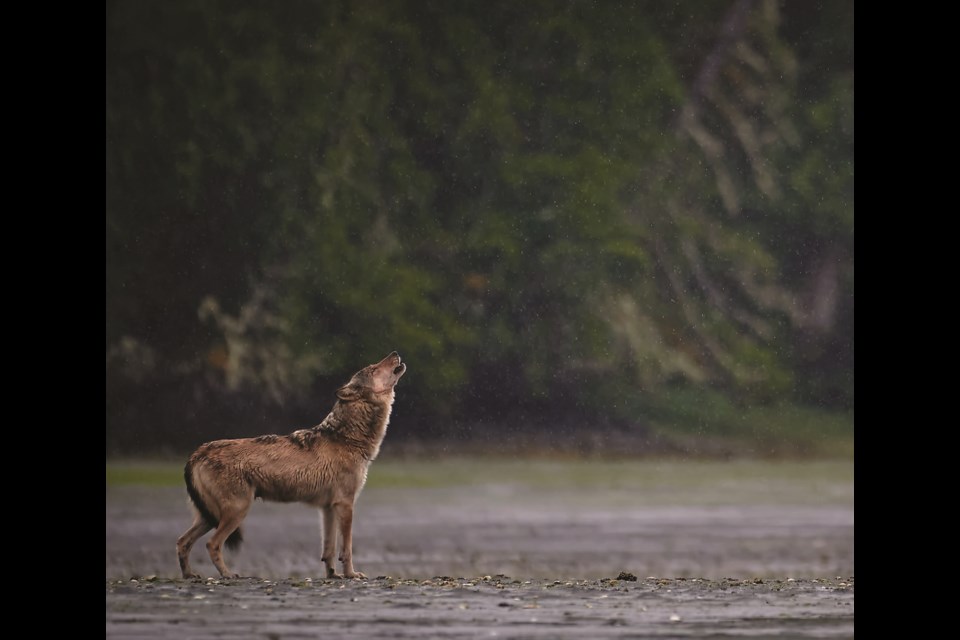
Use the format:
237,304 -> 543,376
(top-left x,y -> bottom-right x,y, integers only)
176,352 -> 406,579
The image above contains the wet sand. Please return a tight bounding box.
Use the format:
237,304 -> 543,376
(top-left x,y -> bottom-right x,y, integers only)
107,575 -> 853,638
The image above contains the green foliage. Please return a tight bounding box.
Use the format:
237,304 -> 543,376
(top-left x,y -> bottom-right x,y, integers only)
107,459 -> 853,505
106,463 -> 183,487
106,0 -> 853,451
641,386 -> 854,457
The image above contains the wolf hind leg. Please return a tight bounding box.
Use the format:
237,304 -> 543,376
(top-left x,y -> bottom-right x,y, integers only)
177,512 -> 213,579
205,498 -> 252,578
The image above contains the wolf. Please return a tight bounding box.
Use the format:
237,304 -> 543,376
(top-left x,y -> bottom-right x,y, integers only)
176,351 -> 406,579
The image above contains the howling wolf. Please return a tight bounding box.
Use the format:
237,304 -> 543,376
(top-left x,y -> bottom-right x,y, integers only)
176,352 -> 406,579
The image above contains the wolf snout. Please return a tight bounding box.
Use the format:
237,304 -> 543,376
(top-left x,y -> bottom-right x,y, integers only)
391,352 -> 406,375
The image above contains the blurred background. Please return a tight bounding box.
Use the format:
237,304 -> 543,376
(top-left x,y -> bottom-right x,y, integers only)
106,0 -> 853,458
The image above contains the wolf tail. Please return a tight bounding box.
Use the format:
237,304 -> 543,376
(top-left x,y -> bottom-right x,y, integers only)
184,459 -> 243,550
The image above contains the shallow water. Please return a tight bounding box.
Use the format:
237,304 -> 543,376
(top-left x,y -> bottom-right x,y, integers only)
106,459 -> 853,580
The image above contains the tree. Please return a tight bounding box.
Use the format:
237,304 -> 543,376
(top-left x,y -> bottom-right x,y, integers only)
106,0 -> 853,451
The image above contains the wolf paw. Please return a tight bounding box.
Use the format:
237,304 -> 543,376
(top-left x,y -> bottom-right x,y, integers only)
344,571 -> 367,579
326,572 -> 344,580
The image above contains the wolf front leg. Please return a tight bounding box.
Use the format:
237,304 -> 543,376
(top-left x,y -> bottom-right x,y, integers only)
320,505 -> 343,579
334,501 -> 366,579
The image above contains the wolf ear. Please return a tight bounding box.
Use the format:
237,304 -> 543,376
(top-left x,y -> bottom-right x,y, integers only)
336,383 -> 361,402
